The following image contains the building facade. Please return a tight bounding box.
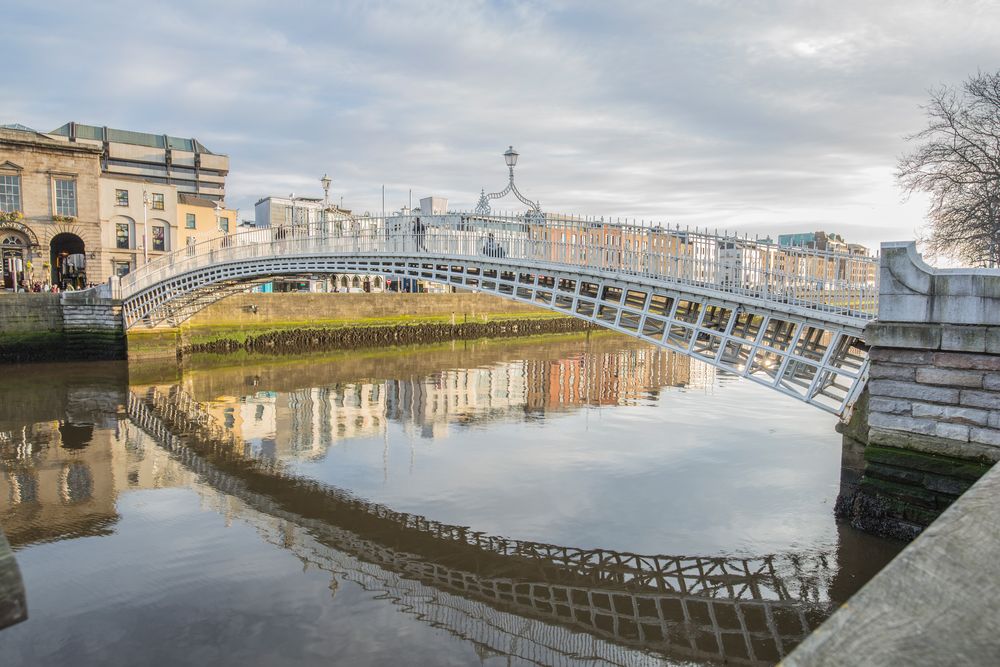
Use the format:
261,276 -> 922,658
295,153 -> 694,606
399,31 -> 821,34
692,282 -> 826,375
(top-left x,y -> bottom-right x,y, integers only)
176,194 -> 238,249
253,195 -> 351,228
98,177 -> 179,278
0,125 -> 105,289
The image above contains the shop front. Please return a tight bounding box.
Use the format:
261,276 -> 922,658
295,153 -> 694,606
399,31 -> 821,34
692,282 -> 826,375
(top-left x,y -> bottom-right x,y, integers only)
0,221 -> 39,291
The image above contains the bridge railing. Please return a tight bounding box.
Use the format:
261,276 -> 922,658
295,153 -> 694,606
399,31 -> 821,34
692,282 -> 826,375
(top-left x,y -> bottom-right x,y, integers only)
119,213 -> 879,319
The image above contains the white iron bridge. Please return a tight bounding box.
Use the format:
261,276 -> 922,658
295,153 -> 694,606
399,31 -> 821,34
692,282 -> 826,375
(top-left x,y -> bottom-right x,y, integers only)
118,213 -> 880,415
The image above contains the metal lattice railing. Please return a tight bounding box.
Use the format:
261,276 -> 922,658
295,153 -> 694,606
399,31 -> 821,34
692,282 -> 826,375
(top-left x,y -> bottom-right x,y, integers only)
119,212 -> 879,321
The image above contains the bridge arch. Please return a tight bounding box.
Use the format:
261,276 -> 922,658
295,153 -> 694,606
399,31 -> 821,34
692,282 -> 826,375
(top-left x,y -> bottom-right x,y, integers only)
118,215 -> 877,415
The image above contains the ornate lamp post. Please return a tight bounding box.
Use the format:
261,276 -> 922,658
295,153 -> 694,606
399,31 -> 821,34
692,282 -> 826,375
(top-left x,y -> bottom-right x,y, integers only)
320,173 -> 332,226
475,145 -> 542,218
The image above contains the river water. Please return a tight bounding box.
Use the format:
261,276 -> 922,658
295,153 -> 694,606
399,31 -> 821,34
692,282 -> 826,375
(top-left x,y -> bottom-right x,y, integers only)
0,333 -> 902,666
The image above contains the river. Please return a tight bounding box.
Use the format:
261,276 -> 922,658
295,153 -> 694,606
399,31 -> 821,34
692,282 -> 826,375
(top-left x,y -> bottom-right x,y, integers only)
0,332 -> 903,666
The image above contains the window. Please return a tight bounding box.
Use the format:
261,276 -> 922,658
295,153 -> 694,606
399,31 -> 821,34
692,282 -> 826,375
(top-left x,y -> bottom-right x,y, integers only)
0,174 -> 21,212
55,178 -> 77,216
152,225 -> 165,251
151,193 -> 164,210
116,222 -> 130,249
115,189 -> 129,206
217,215 -> 229,233
114,261 -> 131,277
185,213 -> 196,229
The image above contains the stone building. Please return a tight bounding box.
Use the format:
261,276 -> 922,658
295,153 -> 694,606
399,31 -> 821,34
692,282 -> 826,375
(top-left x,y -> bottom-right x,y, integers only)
0,125 -> 104,289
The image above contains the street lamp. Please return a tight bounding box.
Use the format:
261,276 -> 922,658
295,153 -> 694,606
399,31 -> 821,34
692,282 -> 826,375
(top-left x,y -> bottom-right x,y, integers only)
504,146 -> 519,168
320,173 -> 332,231
214,200 -> 228,234
141,190 -> 150,265
476,145 -> 541,218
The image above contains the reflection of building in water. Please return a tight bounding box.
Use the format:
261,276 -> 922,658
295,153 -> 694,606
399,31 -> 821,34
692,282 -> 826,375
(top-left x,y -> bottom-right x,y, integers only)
0,388 -> 194,548
194,347 -> 695,453
525,347 -> 691,410
686,359 -> 718,391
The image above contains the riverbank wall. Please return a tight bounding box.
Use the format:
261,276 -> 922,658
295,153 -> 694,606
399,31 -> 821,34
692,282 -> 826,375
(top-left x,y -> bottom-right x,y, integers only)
0,291 -> 125,363
126,292 -> 581,360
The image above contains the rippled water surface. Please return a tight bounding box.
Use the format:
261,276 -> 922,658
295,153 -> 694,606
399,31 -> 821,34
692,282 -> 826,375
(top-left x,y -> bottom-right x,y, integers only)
0,333 -> 903,666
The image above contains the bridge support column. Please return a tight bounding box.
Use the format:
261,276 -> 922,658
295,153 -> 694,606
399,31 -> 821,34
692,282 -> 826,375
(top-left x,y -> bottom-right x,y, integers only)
840,242 -> 999,540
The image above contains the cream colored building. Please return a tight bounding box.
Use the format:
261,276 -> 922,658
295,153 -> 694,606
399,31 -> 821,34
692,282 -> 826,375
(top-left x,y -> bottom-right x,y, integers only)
176,194 -> 238,250
99,176 -> 179,277
0,124 -> 105,288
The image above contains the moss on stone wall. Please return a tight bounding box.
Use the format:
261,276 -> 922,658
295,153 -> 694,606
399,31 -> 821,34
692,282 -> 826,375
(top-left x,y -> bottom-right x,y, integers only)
182,317 -> 594,357
0,331 -> 66,363
842,444 -> 995,540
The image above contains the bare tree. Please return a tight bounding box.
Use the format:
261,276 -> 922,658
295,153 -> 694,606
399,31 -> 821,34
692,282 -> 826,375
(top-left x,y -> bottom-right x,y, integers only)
897,71 -> 1000,267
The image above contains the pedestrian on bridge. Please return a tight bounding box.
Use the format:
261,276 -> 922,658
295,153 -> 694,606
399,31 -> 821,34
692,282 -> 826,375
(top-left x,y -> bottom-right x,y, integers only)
413,217 -> 427,252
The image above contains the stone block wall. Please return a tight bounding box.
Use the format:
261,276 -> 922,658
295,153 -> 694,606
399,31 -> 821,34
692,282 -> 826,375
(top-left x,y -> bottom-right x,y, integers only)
61,290 -> 126,360
0,293 -> 65,361
842,242 -> 999,539
0,287 -> 125,362
185,291 -> 545,328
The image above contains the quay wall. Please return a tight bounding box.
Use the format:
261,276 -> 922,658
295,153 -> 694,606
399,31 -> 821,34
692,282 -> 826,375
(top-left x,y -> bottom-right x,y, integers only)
127,292 -> 570,360
185,292 -> 545,327
842,242 -> 999,539
1,291 -> 564,363
0,291 -> 123,362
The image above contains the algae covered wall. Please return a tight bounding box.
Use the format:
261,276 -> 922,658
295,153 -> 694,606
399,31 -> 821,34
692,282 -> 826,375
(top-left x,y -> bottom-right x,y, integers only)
0,292 -> 126,363
0,293 -> 66,362
185,292 -> 546,327
128,291 -> 571,360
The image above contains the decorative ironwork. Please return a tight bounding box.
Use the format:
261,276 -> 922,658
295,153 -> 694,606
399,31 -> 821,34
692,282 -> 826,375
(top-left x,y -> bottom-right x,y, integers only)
117,214 -> 877,415
476,146 -> 542,219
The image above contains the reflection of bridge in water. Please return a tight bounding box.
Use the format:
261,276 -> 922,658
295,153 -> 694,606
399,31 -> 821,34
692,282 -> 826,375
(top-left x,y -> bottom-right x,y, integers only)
129,385 -> 835,666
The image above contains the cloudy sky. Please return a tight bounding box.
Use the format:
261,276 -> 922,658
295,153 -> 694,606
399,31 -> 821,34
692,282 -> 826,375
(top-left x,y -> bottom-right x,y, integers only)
4,0 -> 999,250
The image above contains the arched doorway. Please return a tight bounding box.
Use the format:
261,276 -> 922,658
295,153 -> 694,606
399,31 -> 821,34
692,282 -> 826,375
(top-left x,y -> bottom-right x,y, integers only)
1,232 -> 28,290
50,232 -> 86,289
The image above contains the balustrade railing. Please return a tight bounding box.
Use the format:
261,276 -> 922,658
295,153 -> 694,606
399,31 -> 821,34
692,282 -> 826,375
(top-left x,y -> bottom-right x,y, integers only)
119,213 -> 880,320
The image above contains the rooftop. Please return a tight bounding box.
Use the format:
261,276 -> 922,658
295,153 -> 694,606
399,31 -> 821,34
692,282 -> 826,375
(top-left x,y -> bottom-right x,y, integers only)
49,122 -> 222,155
178,193 -> 222,209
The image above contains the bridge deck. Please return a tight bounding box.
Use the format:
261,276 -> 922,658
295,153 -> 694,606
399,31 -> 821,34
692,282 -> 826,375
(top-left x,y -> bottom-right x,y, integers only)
116,214 -> 879,414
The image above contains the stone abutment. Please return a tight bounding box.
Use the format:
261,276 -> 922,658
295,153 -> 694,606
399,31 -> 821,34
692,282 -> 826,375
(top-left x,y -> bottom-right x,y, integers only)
841,242 -> 999,539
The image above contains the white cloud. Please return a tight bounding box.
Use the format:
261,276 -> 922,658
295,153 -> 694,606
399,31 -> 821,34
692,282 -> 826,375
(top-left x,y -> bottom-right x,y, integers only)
2,0 -> 999,251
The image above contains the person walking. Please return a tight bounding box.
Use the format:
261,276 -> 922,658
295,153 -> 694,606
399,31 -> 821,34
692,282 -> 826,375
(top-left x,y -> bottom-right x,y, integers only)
413,217 -> 427,252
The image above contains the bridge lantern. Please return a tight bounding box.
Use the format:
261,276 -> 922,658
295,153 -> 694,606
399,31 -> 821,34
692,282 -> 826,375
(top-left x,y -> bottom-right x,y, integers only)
504,146 -> 519,168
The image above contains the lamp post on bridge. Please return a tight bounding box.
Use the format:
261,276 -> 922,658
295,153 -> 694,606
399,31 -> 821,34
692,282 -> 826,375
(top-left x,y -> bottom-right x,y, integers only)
475,145 -> 543,221
321,173 -> 331,232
